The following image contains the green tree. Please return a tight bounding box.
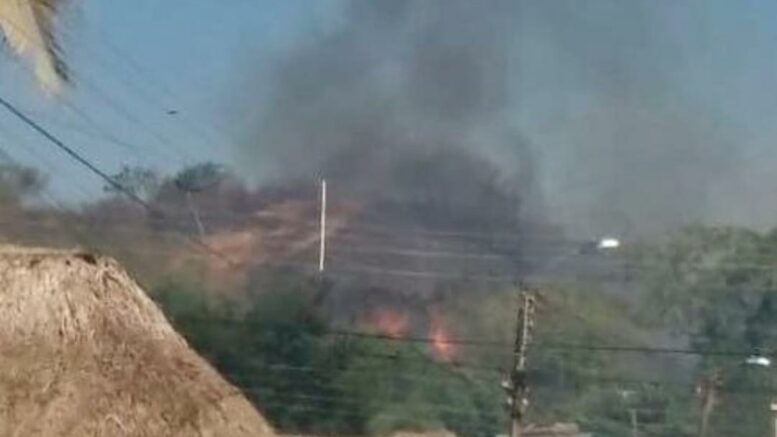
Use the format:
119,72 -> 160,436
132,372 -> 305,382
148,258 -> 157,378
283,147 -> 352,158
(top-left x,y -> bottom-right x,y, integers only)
636,225 -> 777,436
173,162 -> 225,236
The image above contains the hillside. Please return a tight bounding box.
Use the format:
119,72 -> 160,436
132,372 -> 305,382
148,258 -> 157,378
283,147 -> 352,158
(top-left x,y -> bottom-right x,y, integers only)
0,246 -> 274,437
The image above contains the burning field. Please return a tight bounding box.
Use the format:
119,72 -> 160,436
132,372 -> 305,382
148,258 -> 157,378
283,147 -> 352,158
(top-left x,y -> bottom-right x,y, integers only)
362,306 -> 458,362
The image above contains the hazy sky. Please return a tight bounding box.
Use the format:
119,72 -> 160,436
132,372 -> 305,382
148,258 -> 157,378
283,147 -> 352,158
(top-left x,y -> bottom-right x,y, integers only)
3,1 -> 777,235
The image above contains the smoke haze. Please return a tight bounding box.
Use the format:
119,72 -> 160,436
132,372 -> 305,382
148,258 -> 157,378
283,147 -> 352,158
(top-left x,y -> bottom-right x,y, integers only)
235,0 -> 774,237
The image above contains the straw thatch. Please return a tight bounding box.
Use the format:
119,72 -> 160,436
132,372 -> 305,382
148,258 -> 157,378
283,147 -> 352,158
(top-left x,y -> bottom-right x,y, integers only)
0,245 -> 274,436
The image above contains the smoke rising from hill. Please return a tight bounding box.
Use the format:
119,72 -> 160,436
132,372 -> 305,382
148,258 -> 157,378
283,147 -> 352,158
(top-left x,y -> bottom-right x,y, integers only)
236,0 -> 756,237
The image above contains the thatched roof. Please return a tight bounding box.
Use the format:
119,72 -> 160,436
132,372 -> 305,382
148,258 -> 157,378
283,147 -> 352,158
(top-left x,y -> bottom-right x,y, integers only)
0,246 -> 274,436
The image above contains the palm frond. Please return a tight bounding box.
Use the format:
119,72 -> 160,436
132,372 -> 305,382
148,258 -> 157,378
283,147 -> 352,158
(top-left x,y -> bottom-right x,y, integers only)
0,0 -> 67,94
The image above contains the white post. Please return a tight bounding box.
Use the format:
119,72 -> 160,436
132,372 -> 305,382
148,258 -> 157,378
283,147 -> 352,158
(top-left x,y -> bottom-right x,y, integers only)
319,179 -> 327,273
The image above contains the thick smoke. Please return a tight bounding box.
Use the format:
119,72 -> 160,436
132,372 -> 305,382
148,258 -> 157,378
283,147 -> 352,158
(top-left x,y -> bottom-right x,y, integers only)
517,1 -> 742,236
236,0 -> 748,237
238,1 -> 533,221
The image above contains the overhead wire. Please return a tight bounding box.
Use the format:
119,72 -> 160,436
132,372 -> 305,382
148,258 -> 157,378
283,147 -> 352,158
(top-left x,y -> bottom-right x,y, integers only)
0,143 -> 96,245
1,110 -> 167,163
229,360 -> 777,400
0,8 -> 180,166
323,256 -> 519,283
0,10 -> 232,255
69,13 -> 231,155
7,209 -> 774,278
7,210 -> 776,279
3,199 -> 776,288
248,398 -> 504,434
329,329 -> 772,359
63,63 -> 198,163
215,352 -> 777,407
223,361 -> 498,386
166,312 -> 772,360
0,92 -> 242,268
50,10 -> 201,163
0,109 -> 94,202
243,389 -> 505,420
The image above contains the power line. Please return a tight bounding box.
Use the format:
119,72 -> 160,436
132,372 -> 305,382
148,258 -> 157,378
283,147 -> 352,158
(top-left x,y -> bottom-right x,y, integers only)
330,328 -> 766,358
0,215 -> 321,241
0,94 -> 152,206
0,111 -> 95,201
0,200 -> 584,246
25,106 -> 178,165
0,92 -> 239,267
249,398 -> 504,434
324,255 -> 518,282
430,331 -> 752,360
336,219 -> 574,243
167,312 -> 770,359
10,211 -> 777,276
224,362 -> 497,386
0,11 -> 157,164
244,389 -> 505,420
217,350 -> 776,400
0,8 -> 192,168
329,244 -> 508,261
14,210 -> 777,278
0,142 -> 98,246
67,65 -> 199,163
326,328 -> 509,348
238,361 -> 777,398
70,15 -> 230,155
535,341 -> 759,358
11,210 -> 777,277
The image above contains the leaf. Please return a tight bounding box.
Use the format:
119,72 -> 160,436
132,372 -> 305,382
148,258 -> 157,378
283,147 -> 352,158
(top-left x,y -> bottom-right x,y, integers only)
0,0 -> 68,94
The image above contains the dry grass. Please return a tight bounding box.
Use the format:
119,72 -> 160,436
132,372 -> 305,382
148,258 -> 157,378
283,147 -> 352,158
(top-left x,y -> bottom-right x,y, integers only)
0,245 -> 275,437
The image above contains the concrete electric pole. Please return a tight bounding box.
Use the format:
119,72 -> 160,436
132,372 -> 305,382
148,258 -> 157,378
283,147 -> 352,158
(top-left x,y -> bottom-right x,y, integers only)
697,371 -> 720,437
318,178 -> 327,273
507,287 -> 536,437
629,408 -> 639,437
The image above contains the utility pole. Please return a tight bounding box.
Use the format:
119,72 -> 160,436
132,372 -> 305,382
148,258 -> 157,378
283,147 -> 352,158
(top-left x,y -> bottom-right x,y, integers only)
696,371 -> 721,437
506,286 -> 536,437
185,191 -> 205,237
629,408 -> 639,437
318,178 -> 327,273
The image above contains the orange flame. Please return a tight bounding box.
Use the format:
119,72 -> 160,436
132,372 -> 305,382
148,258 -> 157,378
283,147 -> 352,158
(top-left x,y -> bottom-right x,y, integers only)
429,312 -> 456,362
367,309 -> 408,338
